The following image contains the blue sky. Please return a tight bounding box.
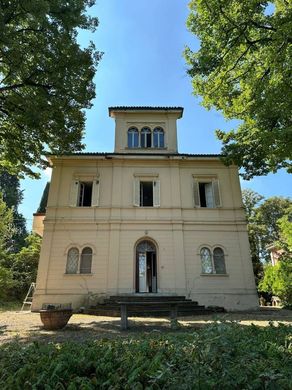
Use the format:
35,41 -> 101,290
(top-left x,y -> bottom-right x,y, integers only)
19,0 -> 291,229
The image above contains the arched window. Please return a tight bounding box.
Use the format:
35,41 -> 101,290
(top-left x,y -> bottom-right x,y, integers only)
153,127 -> 164,148
213,247 -> 226,274
66,247 -> 79,274
80,247 -> 92,274
140,127 -> 152,148
127,127 -> 139,148
200,246 -> 227,274
200,247 -> 212,274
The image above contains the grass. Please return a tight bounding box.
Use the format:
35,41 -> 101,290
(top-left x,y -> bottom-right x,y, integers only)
0,322 -> 291,389
0,301 -> 21,312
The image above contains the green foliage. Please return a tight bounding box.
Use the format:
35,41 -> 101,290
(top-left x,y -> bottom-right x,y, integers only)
37,182 -> 50,213
0,266 -> 15,299
0,193 -> 14,253
259,257 -> 292,306
0,169 -> 27,251
278,205 -> 292,250
0,323 -> 291,388
185,0 -> 292,179
0,1 -> 102,177
11,234 -> 41,299
242,190 -> 291,265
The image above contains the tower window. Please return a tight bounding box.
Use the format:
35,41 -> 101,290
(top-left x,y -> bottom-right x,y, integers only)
153,127 -> 164,148
128,127 -> 139,148
141,127 -> 152,148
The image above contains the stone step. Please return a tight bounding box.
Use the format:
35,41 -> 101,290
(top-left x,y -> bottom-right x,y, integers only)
105,295 -> 194,303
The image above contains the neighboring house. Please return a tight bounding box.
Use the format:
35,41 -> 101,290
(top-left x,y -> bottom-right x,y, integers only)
266,244 -> 285,266
32,107 -> 258,311
32,213 -> 45,237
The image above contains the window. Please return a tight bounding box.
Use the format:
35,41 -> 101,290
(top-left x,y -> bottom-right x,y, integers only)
193,178 -> 221,208
140,181 -> 153,206
133,177 -> 160,207
200,247 -> 226,274
66,247 -> 79,274
128,127 -> 139,148
80,247 -> 93,274
78,182 -> 92,206
140,127 -> 152,148
153,127 -> 164,148
65,247 -> 93,274
69,177 -> 99,207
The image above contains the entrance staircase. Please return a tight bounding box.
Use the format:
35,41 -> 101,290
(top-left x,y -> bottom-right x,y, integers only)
85,295 -> 224,317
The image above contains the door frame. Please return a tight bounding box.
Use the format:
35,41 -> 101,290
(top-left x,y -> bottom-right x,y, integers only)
134,238 -> 158,293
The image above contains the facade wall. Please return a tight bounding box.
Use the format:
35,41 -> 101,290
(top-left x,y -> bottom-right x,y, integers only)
32,156 -> 258,311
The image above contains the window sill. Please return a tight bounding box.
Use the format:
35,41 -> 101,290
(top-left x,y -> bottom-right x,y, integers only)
200,273 -> 229,277
64,273 -> 93,276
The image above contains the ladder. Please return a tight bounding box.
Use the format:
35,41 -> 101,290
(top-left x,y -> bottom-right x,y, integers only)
21,282 -> 36,311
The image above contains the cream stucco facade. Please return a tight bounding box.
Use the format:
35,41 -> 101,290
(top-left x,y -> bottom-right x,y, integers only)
32,107 -> 258,311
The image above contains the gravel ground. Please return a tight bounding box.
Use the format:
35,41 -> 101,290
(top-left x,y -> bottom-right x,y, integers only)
0,308 -> 291,345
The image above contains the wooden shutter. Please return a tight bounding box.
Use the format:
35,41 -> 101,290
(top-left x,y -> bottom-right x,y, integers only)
193,180 -> 200,207
133,179 -> 140,206
213,179 -> 221,207
69,180 -> 79,207
91,180 -> 100,206
153,180 -> 160,207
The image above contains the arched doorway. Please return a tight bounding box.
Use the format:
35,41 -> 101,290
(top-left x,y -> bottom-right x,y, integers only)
136,240 -> 157,293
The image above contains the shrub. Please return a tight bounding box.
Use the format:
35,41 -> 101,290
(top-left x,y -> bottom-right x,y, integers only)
0,323 -> 291,389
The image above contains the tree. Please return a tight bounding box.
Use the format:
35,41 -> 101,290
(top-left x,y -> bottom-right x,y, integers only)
242,189 -> 264,284
259,258 -> 292,306
0,1 -> 102,177
11,234 -> 42,299
37,182 -> 50,213
185,1 -> 292,179
0,193 -> 15,255
0,169 -> 27,250
242,190 -> 291,285
277,205 -> 292,250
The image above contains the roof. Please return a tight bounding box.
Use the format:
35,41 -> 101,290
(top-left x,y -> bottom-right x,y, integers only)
49,152 -> 222,158
108,106 -> 184,117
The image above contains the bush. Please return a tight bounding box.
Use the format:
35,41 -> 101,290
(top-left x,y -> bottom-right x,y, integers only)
259,257 -> 292,307
0,323 -> 291,389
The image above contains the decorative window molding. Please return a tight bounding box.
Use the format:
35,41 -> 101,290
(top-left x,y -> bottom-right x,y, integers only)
65,246 -> 93,274
133,176 -> 160,207
192,175 -> 221,208
69,174 -> 100,207
200,246 -> 227,275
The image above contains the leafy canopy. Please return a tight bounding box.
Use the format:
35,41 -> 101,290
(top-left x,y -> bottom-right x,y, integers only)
0,0 -> 102,177
185,0 -> 292,179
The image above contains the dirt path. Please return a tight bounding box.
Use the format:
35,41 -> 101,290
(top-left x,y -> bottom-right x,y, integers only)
0,308 -> 291,345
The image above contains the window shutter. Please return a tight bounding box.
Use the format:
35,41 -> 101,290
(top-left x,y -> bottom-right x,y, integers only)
70,180 -> 79,207
213,180 -> 221,207
153,180 -> 160,207
193,180 -> 200,207
133,179 -> 140,206
91,180 -> 100,206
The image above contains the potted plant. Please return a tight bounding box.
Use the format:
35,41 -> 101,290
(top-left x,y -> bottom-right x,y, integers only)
40,303 -> 72,330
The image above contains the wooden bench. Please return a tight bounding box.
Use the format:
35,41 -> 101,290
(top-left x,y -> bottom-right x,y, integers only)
117,301 -> 185,330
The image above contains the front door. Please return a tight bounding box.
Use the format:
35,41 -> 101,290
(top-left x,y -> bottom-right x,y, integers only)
136,240 -> 157,293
